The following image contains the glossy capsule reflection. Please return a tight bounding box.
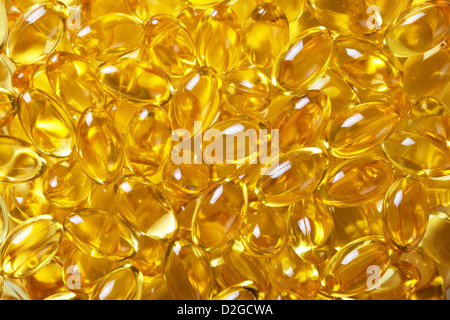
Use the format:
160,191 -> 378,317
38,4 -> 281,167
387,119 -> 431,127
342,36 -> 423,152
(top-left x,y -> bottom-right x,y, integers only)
331,206 -> 371,250
0,88 -> 16,128
130,235 -> 168,277
272,27 -> 334,94
90,265 -> 143,300
213,281 -> 260,300
421,208 -> 450,267
22,261 -> 66,300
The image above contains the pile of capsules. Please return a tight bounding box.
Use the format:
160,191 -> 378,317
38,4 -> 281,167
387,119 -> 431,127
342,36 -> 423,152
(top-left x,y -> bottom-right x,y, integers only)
0,0 -> 449,300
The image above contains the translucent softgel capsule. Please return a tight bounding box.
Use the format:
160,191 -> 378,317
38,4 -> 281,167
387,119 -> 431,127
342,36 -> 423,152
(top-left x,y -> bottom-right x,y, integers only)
412,96 -> 448,117
192,177 -> 247,249
72,13 -> 144,61
272,27 -> 334,94
331,206 -> 371,250
130,235 -> 168,277
114,175 -> 178,241
46,51 -> 106,113
22,261 -> 66,300
0,215 -> 62,278
125,105 -> 172,177
164,239 -> 214,300
383,176 -> 429,252
124,0 -> 185,21
256,148 -> 328,207
141,275 -> 172,300
97,58 -> 174,104
287,195 -> 335,263
0,88 -> 16,128
0,135 -> 47,183
0,194 -> 8,242
7,3 -> 66,65
327,102 -> 399,158
76,107 -> 124,184
141,14 -> 196,78
382,128 -> 450,177
385,2 -> 450,57
242,2 -> 290,69
333,37 -> 403,92
318,157 -> 395,206
196,5 -> 242,73
0,0 -> 7,51
90,265 -> 143,300
322,236 -> 393,297
213,281 -> 260,300
63,209 -> 139,261
18,88 -> 76,158
421,208 -> 450,267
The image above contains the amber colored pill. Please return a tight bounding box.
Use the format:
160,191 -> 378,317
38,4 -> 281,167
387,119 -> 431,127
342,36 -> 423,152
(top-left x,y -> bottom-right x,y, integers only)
212,281 -> 260,300
412,96 -> 448,117
11,64 -> 37,95
421,208 -> 450,267
22,261 -> 67,300
0,88 -> 16,128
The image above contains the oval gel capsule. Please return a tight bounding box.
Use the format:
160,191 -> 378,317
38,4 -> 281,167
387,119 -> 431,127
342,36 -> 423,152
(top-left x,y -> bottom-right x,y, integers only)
90,265 -> 143,300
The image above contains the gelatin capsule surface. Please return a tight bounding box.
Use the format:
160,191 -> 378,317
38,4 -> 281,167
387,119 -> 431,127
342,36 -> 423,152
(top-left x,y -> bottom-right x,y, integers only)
124,0 -> 185,21
130,234 -> 168,277
420,208 -> 450,267
212,281 -> 259,300
140,275 -> 172,300
22,261 -> 66,300
0,88 -> 16,128
331,206 -> 371,250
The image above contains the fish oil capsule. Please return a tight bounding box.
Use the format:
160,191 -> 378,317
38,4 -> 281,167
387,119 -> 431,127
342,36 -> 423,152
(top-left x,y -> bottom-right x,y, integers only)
0,0 -> 7,51
141,275 -> 173,300
266,0 -> 304,23
11,64 -> 38,94
124,0 -> 185,21
333,37 -> 403,92
223,68 -> 272,114
213,281 -> 260,300
383,176 -> 429,252
382,128 -> 450,177
0,88 -> 16,128
177,5 -> 205,36
6,3 -> 66,65
187,0 -> 231,9
30,64 -> 56,99
239,202 -> 286,256
385,2 -> 450,57
18,88 -> 76,158
164,239 -> 214,300
44,292 -> 84,300
331,206 -> 371,250
0,54 -> 14,93
269,245 -> 320,300
287,195 -> 334,263
72,13 -> 144,61
63,209 -> 139,261
357,86 -> 411,119
9,0 -> 78,12
421,208 -> 450,267
272,27 -> 334,94
242,3 -> 289,69
22,261 -> 66,300
81,0 -> 132,19
169,67 -> 221,134
0,215 -> 62,278
90,264 -> 143,300
42,158 -> 92,208
125,105 -> 172,177
0,135 -> 47,183
141,15 -> 196,79
256,148 -> 328,207
374,0 -> 413,28
86,183 -> 120,216
0,194 -> 9,242
46,51 -> 106,113
327,102 -> 399,158
273,90 -> 330,152
318,156 -> 395,206
130,235 -> 168,277
192,177 -> 247,249
412,96 -> 448,117
105,100 -> 143,136
63,249 -> 121,293
228,0 -> 258,25
196,5 -> 242,73
307,0 -> 382,35
76,107 -> 124,184
404,46 -> 450,100
322,236 -> 393,297
114,175 -> 178,240
400,248 -> 440,291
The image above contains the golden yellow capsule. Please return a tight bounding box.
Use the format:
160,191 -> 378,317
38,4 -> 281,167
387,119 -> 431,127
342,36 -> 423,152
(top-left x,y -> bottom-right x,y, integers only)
274,90 -> 330,152
105,100 -> 143,136
223,68 -> 272,114
357,86 -> 411,119
63,249 -> 120,293
0,0 -> 7,51
114,174 -> 178,240
0,215 -> 62,278
269,245 -> 320,300
272,27 -> 334,94
333,37 -> 403,92
1,279 -> 30,300
266,0 -> 304,22
9,0 -> 78,12
81,0 -> 132,19
404,46 -> 450,100
11,64 -> 37,94
30,64 -> 56,99
287,195 -> 334,263
421,208 -> 450,267
412,96 -> 448,117
86,183 -> 119,215
375,0 -> 413,27
327,102 -> 399,158
140,275 -> 173,300
164,239 -> 214,300
322,236 -> 393,297
318,157 -> 395,206
42,158 -> 92,208
196,5 -> 242,74
130,234 -> 168,277
256,148 -> 328,207
141,15 -> 196,79
187,0 -> 231,10
192,177 -> 247,249
8,178 -> 50,222
46,51 -> 106,113
18,88 -> 75,158
44,292 -> 84,300
124,0 -> 185,21
212,281 -> 260,300
239,202 -> 285,256
22,261 -> 66,300
72,13 -> 144,61
400,248 -> 440,291
385,2 -> 449,57
228,0 -> 258,25
0,88 -> 16,128
90,264 -> 143,300
0,135 -> 47,183
76,107 -> 124,184
307,0 -> 382,35
63,209 -> 139,261
169,67 -> 221,134
382,128 -> 450,177
331,206 -> 371,250
0,194 -> 8,242
383,176 -> 429,252
242,2 -> 289,69
177,5 -> 205,35
6,3 -> 66,65
125,105 -> 172,177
